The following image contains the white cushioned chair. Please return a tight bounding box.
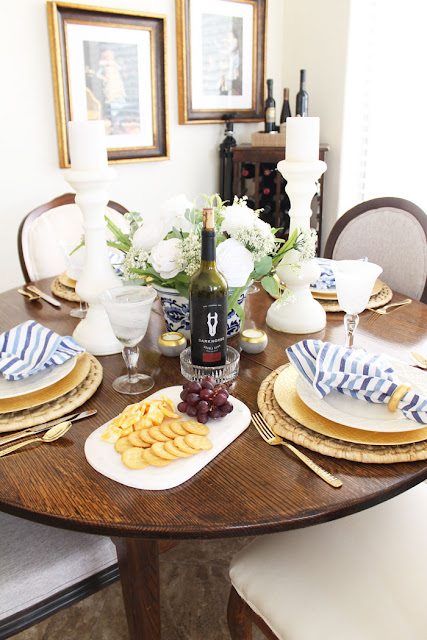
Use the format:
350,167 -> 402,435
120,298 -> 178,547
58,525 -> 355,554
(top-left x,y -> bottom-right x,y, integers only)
323,197 -> 427,303
0,512 -> 119,638
18,193 -> 129,283
228,482 -> 427,640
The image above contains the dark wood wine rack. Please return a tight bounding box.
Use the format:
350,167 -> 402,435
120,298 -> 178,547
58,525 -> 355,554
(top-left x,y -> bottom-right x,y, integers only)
231,144 -> 329,250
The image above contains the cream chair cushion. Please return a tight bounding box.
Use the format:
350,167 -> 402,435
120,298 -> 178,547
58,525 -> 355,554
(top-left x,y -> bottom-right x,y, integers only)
26,206 -> 129,282
229,482 -> 427,640
331,206 -> 427,300
0,510 -> 117,621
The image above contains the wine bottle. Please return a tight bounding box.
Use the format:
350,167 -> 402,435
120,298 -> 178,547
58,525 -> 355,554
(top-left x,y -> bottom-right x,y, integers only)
189,208 -> 228,367
279,88 -> 292,132
264,79 -> 276,133
241,162 -> 255,179
296,70 -> 308,116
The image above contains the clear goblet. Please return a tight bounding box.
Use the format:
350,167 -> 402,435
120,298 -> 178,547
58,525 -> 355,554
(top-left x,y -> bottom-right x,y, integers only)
60,243 -> 88,319
99,285 -> 157,394
332,260 -> 383,349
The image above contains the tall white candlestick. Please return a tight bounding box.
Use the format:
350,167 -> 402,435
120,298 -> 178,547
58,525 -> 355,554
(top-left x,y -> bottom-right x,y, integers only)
285,117 -> 320,162
68,120 -> 108,171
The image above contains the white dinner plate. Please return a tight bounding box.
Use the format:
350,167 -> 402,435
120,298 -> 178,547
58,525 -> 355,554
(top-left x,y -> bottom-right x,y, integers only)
0,357 -> 77,400
84,385 -> 251,490
296,360 -> 427,433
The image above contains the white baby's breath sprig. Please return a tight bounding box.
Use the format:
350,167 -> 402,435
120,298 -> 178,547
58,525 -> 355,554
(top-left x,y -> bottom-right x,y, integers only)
122,247 -> 149,280
175,233 -> 201,277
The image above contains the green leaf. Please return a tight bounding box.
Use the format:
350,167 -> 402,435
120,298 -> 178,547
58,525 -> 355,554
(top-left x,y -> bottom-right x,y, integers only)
261,275 -> 279,297
105,216 -> 132,250
253,256 -> 273,278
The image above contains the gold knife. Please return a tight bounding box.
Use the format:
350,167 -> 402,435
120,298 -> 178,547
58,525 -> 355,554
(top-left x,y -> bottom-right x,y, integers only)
0,409 -> 97,446
26,285 -> 61,308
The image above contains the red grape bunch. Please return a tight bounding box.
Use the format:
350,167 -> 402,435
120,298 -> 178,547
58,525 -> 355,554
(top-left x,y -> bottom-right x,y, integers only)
177,377 -> 233,424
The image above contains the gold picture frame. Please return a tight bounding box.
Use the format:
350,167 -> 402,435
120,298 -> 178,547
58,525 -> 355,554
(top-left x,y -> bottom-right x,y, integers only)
47,1 -> 169,166
176,0 -> 267,124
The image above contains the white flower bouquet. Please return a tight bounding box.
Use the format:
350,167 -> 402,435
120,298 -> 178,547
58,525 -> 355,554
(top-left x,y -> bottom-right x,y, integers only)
106,194 -> 316,325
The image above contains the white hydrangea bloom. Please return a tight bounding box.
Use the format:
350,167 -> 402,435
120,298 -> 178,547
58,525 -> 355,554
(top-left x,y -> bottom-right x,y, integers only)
175,233 -> 201,276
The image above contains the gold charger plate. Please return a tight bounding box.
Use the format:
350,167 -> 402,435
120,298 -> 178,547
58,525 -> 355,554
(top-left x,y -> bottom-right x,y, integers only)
58,271 -> 77,289
0,352 -> 91,414
273,364 -> 427,446
311,278 -> 383,300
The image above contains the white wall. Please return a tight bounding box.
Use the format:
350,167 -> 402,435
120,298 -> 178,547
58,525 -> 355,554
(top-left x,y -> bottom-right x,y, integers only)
1,0 -> 348,293
281,0 -> 351,250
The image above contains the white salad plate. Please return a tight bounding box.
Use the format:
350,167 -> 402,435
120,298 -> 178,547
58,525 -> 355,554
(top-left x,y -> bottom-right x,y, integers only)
85,385 -> 251,490
296,360 -> 427,433
0,356 -> 77,400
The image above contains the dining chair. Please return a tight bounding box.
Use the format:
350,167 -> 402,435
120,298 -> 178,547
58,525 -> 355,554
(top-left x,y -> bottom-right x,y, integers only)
0,511 -> 119,639
227,481 -> 427,640
18,192 -> 129,283
323,197 -> 427,303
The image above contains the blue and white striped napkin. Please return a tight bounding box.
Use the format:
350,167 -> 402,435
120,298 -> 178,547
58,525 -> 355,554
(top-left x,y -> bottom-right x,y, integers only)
0,321 -> 86,381
311,257 -> 368,291
311,258 -> 336,290
287,340 -> 427,424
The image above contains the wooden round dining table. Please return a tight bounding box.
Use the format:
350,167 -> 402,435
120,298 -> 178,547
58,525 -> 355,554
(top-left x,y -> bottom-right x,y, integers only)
1,281 -> 427,639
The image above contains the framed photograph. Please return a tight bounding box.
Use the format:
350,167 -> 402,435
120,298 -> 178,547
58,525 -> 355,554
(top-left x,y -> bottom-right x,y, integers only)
47,2 -> 169,166
176,0 -> 267,124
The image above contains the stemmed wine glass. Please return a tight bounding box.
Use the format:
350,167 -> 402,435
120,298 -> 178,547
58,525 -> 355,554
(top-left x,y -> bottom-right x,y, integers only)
332,260 -> 383,349
99,285 -> 157,394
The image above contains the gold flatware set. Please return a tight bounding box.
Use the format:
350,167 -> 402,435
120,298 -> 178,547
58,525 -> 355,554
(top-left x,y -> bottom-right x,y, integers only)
252,412 -> 343,488
0,410 -> 97,457
371,298 -> 412,315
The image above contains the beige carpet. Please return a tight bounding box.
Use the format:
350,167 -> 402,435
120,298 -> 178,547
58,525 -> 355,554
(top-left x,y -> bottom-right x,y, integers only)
13,537 -> 266,640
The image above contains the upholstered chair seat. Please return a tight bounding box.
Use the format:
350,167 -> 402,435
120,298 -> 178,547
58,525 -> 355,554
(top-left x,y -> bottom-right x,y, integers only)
228,482 -> 427,640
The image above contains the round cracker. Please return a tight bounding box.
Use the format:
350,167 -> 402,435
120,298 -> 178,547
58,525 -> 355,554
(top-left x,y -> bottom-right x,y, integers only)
142,449 -> 171,466
114,436 -> 133,453
151,441 -> 177,460
164,440 -> 192,458
149,426 -> 170,442
138,429 -> 158,445
169,421 -> 187,436
184,434 -> 213,451
122,447 -> 149,470
174,435 -> 201,455
182,421 -> 210,436
159,423 -> 177,439
128,430 -> 150,448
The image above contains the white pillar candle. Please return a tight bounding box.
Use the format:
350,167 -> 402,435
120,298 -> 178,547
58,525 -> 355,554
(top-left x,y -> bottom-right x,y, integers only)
285,117 -> 320,162
68,120 -> 108,171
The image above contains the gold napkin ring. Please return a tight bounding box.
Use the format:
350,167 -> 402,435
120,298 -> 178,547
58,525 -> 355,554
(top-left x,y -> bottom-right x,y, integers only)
388,384 -> 411,412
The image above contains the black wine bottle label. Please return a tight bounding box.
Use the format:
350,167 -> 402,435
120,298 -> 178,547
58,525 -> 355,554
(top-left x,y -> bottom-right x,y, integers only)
190,297 -> 227,366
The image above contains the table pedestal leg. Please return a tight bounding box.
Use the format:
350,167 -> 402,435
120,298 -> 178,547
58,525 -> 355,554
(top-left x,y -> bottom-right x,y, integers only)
112,537 -> 161,640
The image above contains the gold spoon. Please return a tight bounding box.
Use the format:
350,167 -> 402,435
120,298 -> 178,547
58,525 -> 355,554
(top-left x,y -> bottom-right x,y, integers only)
409,351 -> 427,370
18,288 -> 40,302
0,421 -> 72,458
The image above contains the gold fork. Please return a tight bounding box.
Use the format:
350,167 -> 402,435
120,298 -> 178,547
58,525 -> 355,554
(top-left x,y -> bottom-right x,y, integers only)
371,298 -> 412,315
252,412 -> 343,488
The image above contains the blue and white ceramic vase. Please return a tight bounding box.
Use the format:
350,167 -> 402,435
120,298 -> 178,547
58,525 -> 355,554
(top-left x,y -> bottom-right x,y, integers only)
153,285 -> 248,340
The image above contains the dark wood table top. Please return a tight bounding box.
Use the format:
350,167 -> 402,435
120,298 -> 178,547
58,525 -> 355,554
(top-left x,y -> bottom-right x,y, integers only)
1,281 -> 427,540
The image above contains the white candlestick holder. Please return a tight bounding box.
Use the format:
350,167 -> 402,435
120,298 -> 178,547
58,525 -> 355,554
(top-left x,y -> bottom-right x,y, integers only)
266,159 -> 327,334
64,168 -> 123,355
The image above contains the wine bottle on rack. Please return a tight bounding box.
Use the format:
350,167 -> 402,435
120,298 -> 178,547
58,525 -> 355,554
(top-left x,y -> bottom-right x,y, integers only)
264,79 -> 276,133
189,208 -> 228,367
261,173 -> 276,196
279,88 -> 291,132
296,70 -> 308,116
260,163 -> 276,177
241,162 -> 255,179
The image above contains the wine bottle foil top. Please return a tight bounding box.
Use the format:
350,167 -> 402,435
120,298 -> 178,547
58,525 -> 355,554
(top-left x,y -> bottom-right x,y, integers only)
203,207 -> 214,229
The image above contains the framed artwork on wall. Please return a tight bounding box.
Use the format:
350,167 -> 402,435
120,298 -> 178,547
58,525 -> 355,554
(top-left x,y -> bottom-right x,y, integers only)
47,2 -> 169,166
176,0 -> 267,124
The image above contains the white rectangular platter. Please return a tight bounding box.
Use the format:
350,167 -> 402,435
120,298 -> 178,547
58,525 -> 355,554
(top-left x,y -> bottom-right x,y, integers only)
84,385 -> 251,490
